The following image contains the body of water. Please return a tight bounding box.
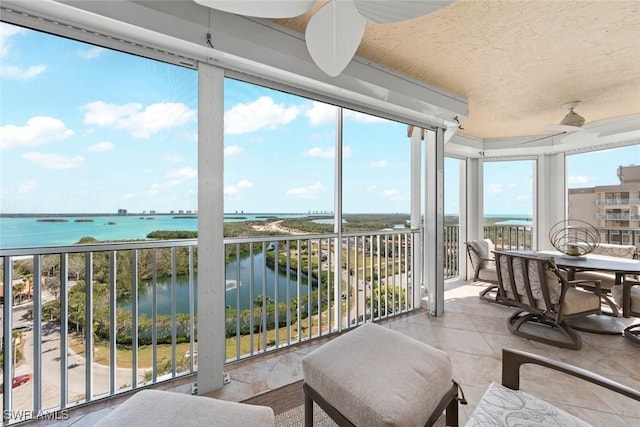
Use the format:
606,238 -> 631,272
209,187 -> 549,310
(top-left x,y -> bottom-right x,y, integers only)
0,213 -> 307,249
118,252 -> 309,315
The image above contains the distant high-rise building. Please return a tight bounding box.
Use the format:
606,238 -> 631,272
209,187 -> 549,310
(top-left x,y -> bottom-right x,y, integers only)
117,209 -> 127,216
568,165 -> 640,247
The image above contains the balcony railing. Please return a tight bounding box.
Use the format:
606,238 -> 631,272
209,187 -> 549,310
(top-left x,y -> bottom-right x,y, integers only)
596,198 -> 640,206
0,229 -> 419,423
2,223 -> 634,422
596,213 -> 631,220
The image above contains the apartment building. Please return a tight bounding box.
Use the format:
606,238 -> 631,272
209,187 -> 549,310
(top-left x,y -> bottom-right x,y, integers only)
568,165 -> 640,246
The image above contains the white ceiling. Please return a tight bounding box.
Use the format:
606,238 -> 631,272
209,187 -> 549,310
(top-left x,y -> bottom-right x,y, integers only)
274,0 -> 640,140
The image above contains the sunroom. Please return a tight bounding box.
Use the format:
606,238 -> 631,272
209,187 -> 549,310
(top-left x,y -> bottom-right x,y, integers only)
0,0 -> 639,425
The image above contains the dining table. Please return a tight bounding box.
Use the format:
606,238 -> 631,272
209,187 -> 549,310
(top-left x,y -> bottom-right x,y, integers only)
515,250 -> 640,334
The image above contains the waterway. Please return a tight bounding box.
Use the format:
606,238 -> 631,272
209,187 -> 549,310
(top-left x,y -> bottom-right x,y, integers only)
119,252 -> 309,315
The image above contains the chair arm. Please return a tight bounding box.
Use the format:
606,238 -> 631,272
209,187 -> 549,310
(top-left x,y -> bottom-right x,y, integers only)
566,278 -> 602,295
501,348 -> 640,402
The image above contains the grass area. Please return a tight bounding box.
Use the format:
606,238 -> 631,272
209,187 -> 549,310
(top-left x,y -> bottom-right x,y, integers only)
69,337 -> 196,369
68,311 -> 331,369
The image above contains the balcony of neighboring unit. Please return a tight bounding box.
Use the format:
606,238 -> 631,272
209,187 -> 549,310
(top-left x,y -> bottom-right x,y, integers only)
596,198 -> 640,206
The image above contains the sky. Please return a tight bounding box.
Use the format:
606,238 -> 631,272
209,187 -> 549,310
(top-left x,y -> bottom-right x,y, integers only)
1,22 -> 638,216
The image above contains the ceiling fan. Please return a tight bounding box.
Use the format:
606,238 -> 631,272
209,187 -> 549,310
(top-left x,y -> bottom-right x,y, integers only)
544,101 -> 592,134
544,101 -> 640,140
193,0 -> 454,77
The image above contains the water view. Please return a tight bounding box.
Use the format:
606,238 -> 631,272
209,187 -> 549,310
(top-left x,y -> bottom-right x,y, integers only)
0,213 -> 308,249
116,252 -> 309,315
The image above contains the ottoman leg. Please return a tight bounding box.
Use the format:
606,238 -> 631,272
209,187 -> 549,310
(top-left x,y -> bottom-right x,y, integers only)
304,384 -> 314,427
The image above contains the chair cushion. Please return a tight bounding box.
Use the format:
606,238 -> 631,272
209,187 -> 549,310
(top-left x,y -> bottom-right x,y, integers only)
560,287 -> 601,315
478,265 -> 498,282
574,270 -> 616,290
93,389 -> 275,427
469,239 -> 495,264
612,283 -> 640,313
302,322 -> 452,427
592,243 -> 636,259
465,382 -> 593,427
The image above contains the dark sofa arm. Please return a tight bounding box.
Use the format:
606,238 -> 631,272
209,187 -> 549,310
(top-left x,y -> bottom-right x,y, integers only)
501,348 -> 640,402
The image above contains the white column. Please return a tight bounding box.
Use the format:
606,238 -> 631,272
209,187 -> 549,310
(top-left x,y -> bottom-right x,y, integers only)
334,107 -> 343,331
409,126 -> 422,306
464,158 -> 483,279
197,62 -> 225,394
536,153 -> 566,250
425,128 -> 445,316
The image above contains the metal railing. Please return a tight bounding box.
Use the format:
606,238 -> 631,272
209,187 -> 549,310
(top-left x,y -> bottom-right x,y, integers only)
0,229 -> 419,422
596,198 -> 640,206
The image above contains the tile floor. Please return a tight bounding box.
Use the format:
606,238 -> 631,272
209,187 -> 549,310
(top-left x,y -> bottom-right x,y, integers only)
44,280 -> 640,426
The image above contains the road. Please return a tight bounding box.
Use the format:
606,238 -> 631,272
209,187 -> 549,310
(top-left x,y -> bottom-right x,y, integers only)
4,302 -> 144,412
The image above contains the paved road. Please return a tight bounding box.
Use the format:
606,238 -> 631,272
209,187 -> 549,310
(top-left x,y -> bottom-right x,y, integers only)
5,302 -> 144,412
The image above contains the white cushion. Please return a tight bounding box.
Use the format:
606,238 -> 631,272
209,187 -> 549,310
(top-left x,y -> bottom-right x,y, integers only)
94,389 -> 275,427
302,322 -> 452,427
465,382 -> 593,427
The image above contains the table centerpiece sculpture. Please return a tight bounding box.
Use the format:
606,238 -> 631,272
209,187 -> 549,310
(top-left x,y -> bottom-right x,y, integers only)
549,219 -> 600,257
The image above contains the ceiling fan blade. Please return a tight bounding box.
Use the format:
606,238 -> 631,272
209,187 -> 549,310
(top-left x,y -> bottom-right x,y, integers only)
193,0 -> 315,18
583,113 -> 640,129
353,0 -> 454,24
544,124 -> 581,134
305,1 -> 366,77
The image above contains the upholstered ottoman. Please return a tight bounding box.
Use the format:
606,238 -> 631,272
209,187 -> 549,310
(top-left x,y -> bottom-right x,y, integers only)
94,389 -> 275,427
302,322 -> 459,427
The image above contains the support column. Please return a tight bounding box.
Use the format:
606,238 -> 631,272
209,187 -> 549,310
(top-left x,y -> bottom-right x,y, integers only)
464,158 -> 483,279
409,126 -> 422,306
536,153 -> 566,250
425,128 -> 445,316
197,62 -> 225,394
334,107 -> 343,332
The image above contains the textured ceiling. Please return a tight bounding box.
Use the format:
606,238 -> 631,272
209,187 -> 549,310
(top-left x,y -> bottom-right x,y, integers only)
273,0 -> 640,139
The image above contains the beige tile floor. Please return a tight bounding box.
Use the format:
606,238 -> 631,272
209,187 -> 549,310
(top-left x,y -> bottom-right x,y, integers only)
45,280 -> 640,426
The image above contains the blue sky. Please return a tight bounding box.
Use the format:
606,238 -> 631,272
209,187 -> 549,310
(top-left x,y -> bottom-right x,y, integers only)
1,22 -> 638,216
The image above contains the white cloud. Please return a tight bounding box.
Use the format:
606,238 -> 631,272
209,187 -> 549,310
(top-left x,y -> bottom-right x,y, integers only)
17,181 -> 37,193
0,23 -> 28,57
304,147 -> 335,158
122,193 -> 135,200
568,175 -> 590,184
164,154 -> 184,162
285,182 -> 326,199
370,160 -> 388,168
166,167 -> 197,180
77,46 -> 104,59
1,64 -> 46,80
344,110 -> 386,123
225,179 -> 253,196
487,183 -> 503,194
147,183 -> 163,195
303,145 -> 352,159
305,101 -> 338,126
0,116 -> 74,149
225,96 -> 300,135
382,188 -> 409,201
88,141 -> 114,152
224,145 -> 244,157
22,152 -> 85,169
81,101 -> 196,138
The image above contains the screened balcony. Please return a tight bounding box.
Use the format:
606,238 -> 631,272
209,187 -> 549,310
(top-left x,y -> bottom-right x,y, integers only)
1,0 -> 639,426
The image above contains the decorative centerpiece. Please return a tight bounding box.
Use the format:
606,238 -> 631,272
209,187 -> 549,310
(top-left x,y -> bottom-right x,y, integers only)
549,219 -> 600,257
